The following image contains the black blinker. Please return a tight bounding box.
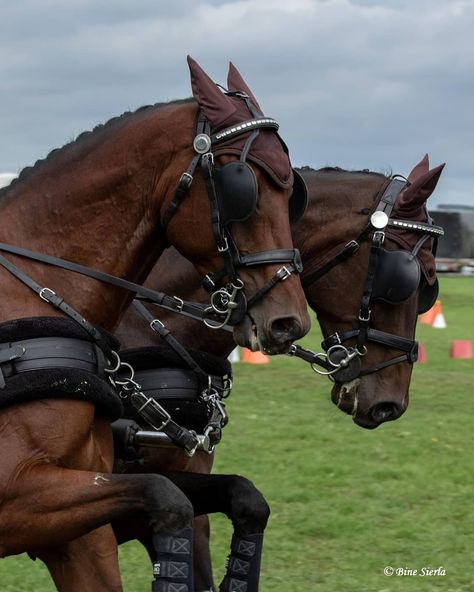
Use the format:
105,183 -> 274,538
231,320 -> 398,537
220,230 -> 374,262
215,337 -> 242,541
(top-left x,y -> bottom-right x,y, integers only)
289,168 -> 308,223
212,161 -> 257,226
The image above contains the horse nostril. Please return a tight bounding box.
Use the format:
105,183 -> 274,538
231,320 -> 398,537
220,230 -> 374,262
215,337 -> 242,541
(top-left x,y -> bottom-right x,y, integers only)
270,317 -> 302,342
370,402 -> 400,424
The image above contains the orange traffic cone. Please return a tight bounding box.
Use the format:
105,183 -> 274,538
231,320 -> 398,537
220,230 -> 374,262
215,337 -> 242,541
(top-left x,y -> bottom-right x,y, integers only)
432,300 -> 447,329
419,299 -> 440,325
241,348 -> 269,364
419,308 -> 436,325
417,342 -> 427,364
450,340 -> 474,359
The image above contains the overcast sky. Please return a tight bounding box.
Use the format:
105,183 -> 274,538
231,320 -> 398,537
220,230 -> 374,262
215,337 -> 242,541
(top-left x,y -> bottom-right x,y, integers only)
1,0 -> 473,208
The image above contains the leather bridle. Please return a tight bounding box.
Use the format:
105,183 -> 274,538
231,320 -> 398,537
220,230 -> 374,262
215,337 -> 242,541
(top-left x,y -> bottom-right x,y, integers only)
160,92 -> 303,329
290,176 -> 444,382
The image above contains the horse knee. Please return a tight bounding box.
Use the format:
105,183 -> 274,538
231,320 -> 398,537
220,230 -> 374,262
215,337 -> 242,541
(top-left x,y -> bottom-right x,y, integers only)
228,475 -> 270,533
142,474 -> 194,532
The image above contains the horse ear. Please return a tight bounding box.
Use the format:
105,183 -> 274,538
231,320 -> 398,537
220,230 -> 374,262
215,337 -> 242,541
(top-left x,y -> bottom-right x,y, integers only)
407,154 -> 430,182
187,55 -> 236,127
227,62 -> 263,115
397,162 -> 445,209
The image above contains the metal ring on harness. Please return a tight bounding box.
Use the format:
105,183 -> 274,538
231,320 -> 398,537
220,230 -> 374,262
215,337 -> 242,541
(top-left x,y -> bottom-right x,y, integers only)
104,350 -> 121,374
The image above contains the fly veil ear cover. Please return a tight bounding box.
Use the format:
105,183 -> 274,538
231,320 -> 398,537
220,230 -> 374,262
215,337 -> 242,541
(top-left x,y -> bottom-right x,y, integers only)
226,61 -> 308,222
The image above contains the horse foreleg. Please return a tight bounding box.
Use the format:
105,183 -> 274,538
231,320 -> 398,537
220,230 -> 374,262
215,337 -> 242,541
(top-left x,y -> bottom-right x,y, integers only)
0,465 -> 195,592
114,512 -> 214,592
114,447 -> 216,591
36,525 -> 123,592
193,514 -> 215,592
164,472 -> 269,592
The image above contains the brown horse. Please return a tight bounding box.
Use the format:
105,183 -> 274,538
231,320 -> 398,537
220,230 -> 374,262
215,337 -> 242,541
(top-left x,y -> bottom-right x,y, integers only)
113,155 -> 444,591
0,57 -> 309,592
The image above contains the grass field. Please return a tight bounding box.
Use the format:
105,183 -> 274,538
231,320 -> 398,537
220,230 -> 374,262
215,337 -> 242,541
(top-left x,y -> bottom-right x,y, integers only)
0,277 -> 472,591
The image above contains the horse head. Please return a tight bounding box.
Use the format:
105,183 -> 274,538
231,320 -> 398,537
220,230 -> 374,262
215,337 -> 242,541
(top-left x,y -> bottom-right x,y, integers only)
300,156 -> 444,428
161,57 -> 310,354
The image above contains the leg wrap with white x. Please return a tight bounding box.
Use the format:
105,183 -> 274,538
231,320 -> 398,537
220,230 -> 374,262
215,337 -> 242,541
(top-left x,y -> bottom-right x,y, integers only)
219,532 -> 264,592
152,527 -> 194,592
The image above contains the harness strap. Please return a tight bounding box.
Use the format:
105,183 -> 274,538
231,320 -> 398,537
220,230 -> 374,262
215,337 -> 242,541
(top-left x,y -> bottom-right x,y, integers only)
161,112 -> 209,232
357,230 -> 384,349
0,252 -> 115,363
360,349 -> 418,376
238,249 -> 303,270
322,328 -> 416,353
0,243 -> 204,321
246,266 -> 293,310
160,153 -> 201,232
0,337 -> 108,388
128,389 -> 199,455
301,230 -> 370,289
132,300 -> 210,386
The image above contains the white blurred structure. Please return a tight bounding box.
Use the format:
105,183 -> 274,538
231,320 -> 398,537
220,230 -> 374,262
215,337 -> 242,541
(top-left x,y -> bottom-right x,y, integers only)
0,173 -> 16,188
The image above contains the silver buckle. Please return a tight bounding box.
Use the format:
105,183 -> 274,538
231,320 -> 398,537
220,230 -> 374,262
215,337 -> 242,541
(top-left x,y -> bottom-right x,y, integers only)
179,171 -> 193,188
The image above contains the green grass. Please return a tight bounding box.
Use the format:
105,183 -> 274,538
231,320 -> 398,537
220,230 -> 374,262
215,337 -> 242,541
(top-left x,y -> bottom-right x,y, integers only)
0,277 -> 472,591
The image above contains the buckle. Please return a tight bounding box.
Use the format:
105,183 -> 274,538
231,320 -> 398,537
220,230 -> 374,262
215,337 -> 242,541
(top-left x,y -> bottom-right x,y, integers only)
172,296 -> 184,311
358,309 -> 371,322
217,236 -> 229,253
39,287 -> 56,302
372,230 -> 385,245
344,240 -> 360,253
277,266 -> 291,281
179,172 -> 193,189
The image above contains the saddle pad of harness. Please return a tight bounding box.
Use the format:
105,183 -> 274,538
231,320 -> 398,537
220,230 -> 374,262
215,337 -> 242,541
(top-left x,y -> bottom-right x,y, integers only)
119,346 -> 232,433
0,316 -> 123,420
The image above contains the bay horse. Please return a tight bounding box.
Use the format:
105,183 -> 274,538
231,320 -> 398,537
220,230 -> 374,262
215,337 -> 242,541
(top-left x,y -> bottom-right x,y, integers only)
0,57 -> 309,592
113,155 -> 444,591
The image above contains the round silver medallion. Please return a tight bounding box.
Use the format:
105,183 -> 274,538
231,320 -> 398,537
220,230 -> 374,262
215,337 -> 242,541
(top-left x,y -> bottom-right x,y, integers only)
370,211 -> 389,229
193,133 -> 212,154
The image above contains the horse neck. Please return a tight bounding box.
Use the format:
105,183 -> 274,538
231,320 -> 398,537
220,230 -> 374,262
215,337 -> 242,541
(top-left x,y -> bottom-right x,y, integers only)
0,101 -> 197,329
294,168 -> 388,306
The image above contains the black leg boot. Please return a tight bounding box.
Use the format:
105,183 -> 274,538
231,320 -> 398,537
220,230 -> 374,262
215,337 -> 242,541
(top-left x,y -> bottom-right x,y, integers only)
219,532 -> 264,592
152,527 -> 194,592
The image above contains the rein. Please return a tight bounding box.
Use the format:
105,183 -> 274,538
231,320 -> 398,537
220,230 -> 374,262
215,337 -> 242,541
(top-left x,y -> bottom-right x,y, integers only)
289,176 -> 444,382
0,92 -> 300,455
0,245 -> 231,455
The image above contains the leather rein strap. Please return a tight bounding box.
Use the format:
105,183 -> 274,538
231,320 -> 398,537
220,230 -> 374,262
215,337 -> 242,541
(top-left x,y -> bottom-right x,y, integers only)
0,243 -> 216,326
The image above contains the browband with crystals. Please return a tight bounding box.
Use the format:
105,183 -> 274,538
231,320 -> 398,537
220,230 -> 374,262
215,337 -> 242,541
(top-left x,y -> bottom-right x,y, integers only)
211,118 -> 279,144
388,219 -> 444,237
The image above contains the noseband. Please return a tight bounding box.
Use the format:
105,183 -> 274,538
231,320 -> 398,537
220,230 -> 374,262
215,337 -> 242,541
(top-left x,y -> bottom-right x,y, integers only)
290,176 -> 444,382
160,92 -> 306,328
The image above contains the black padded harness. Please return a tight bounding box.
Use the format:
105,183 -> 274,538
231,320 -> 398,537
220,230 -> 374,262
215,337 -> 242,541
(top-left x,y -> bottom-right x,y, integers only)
0,317 -> 122,419
112,343 -> 232,459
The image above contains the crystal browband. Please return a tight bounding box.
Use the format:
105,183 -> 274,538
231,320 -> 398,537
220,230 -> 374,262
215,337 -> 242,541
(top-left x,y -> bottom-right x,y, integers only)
211,118 -> 279,144
388,219 -> 445,237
